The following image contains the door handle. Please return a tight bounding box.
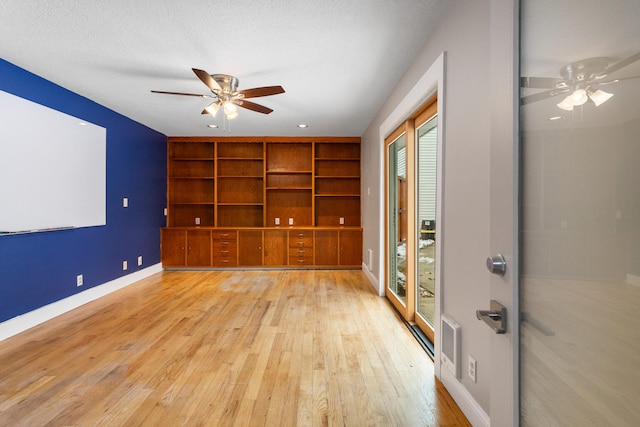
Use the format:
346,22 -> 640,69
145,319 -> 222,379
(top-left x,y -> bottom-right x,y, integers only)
486,253 -> 506,276
476,300 -> 507,334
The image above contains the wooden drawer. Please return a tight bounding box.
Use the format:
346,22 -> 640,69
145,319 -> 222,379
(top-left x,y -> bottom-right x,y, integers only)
289,247 -> 312,257
289,230 -> 313,248
213,240 -> 237,254
289,247 -> 312,265
213,257 -> 237,267
213,239 -> 237,267
212,231 -> 237,241
289,252 -> 314,266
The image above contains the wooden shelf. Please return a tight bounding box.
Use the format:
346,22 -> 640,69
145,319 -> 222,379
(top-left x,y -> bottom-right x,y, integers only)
266,142 -> 312,173
166,136 -> 360,230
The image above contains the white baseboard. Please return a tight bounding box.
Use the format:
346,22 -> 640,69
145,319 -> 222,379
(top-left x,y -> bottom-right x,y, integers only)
362,262 -> 382,295
0,263 -> 163,342
441,369 -> 490,427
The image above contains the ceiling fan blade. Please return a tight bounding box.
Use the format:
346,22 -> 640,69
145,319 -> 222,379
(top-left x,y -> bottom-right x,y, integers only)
520,76 -> 565,89
151,90 -> 213,98
600,51 -> 640,77
595,74 -> 640,85
192,68 -> 222,92
520,88 -> 569,105
233,99 -> 273,114
236,86 -> 285,99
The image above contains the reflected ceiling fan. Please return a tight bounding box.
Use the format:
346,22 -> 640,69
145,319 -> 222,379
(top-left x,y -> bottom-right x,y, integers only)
521,51 -> 640,111
152,68 -> 285,120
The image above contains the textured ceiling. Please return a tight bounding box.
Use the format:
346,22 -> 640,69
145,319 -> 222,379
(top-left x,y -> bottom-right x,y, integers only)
0,0 -> 452,136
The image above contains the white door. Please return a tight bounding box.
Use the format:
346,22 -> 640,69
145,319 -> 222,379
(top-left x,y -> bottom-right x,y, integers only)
486,1 -> 519,425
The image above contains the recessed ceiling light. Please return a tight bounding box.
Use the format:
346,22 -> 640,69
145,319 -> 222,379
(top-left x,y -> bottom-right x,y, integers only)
549,116 -> 563,121
207,124 -> 218,128
297,124 -> 308,128
78,122 -> 88,126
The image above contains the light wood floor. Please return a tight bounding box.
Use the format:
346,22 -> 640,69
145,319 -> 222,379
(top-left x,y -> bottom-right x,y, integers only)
0,270 -> 469,426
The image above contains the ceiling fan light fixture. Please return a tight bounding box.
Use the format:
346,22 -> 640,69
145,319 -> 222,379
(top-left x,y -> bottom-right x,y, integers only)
557,95 -> 574,111
223,101 -> 237,117
204,102 -> 220,117
589,89 -> 614,106
570,88 -> 589,106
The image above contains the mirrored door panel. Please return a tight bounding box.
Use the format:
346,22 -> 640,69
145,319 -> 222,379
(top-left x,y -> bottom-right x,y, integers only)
520,1 -> 640,424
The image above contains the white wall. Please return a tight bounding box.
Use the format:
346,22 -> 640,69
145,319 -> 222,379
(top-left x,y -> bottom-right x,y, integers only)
361,0 -> 493,417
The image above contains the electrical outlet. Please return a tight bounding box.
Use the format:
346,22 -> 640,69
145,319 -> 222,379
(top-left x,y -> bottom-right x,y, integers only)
123,197 -> 128,208
468,355 -> 477,383
339,217 -> 345,225
288,218 -> 294,226
123,260 -> 128,271
138,256 -> 143,266
195,217 -> 201,225
76,274 -> 83,287
275,217 -> 280,225
163,207 -> 168,216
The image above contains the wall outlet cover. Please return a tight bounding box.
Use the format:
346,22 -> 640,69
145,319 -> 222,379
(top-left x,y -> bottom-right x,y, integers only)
468,355 -> 477,383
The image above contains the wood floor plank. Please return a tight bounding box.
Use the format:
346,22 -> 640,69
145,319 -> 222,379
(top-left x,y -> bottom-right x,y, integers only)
0,270 -> 470,426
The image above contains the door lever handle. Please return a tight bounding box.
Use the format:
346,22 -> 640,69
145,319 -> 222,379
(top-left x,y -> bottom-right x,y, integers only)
476,300 -> 507,334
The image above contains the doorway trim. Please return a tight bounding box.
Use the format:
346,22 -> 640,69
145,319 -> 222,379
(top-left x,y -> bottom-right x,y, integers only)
378,51 -> 446,377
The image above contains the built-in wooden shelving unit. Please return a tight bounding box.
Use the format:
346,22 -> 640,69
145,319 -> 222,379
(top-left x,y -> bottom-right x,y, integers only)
162,136 -> 362,269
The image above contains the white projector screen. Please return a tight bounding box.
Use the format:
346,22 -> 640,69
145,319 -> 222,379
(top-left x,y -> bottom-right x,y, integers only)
0,90 -> 106,233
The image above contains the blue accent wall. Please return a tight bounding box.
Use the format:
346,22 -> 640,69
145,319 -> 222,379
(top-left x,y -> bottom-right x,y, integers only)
0,58 -> 167,322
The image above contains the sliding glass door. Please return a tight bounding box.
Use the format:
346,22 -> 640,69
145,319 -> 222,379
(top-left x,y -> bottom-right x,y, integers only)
415,111 -> 438,340
386,129 -> 410,313
385,96 -> 439,344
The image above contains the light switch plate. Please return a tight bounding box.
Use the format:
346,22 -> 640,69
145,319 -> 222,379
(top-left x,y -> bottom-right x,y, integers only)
123,197 -> 128,208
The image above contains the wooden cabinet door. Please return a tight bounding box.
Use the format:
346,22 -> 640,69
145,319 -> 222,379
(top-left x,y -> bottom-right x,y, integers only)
238,230 -> 263,266
314,230 -> 339,266
264,230 -> 287,266
161,229 -> 186,267
186,230 -> 211,267
339,230 -> 362,266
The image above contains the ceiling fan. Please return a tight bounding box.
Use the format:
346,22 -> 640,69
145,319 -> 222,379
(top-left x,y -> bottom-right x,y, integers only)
521,51 -> 640,111
152,68 -> 285,120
